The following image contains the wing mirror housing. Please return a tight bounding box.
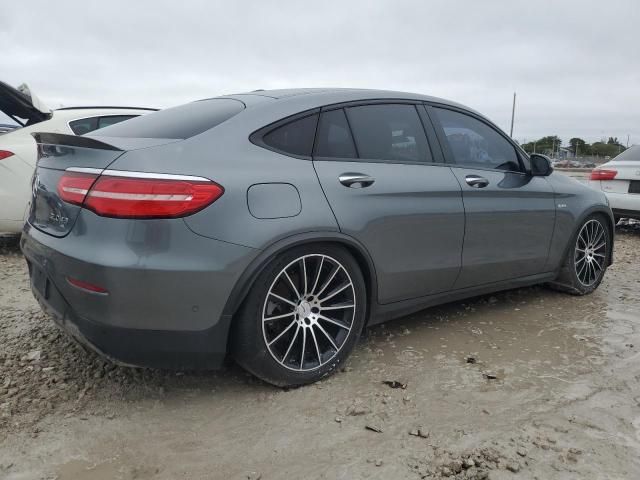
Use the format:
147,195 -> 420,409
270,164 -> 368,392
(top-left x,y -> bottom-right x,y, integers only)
530,154 -> 553,176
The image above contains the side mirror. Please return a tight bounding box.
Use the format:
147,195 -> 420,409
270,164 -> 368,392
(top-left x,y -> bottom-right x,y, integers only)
530,154 -> 553,176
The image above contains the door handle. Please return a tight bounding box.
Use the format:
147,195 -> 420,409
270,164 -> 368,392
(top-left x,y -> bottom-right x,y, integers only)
338,173 -> 375,188
465,175 -> 489,188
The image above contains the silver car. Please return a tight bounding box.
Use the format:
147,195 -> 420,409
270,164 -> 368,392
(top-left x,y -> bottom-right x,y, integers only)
21,89 -> 614,386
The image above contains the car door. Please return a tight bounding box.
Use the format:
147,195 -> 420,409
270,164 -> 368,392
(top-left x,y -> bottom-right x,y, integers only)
427,105 -> 556,289
312,103 -> 465,304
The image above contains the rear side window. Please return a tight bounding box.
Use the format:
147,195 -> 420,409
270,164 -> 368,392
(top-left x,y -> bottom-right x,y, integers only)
434,108 -> 521,171
314,109 -> 357,159
345,104 -> 432,163
97,115 -> 136,129
263,114 -> 318,156
91,99 -> 245,139
69,117 -> 98,135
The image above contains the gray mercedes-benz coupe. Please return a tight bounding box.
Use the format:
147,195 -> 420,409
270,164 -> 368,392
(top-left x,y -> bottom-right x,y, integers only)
21,88 -> 614,386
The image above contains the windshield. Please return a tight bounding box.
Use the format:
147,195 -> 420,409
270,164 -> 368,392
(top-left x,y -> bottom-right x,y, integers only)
90,98 -> 245,140
612,145 -> 639,161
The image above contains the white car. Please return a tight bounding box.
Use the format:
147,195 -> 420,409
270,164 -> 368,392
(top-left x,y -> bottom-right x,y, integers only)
0,81 -> 155,236
589,145 -> 640,222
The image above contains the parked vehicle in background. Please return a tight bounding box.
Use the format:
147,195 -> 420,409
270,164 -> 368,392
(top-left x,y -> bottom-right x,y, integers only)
589,145 -> 640,221
21,88 -> 614,386
0,123 -> 19,134
0,80 -> 156,236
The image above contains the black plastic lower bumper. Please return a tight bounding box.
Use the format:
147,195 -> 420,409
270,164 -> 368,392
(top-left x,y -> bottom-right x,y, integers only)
27,259 -> 228,370
612,208 -> 640,221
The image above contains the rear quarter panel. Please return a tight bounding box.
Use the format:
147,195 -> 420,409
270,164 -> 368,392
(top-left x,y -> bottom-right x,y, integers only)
105,109 -> 339,249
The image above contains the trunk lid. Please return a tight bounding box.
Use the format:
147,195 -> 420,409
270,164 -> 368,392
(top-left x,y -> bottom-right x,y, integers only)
0,81 -> 52,126
29,133 -> 125,237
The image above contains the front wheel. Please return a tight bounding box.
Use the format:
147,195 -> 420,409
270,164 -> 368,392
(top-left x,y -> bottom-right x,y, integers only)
549,215 -> 611,295
231,244 -> 367,387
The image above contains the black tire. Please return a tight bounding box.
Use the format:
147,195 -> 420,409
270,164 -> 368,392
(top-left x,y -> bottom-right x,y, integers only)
231,244 -> 367,387
548,214 -> 611,295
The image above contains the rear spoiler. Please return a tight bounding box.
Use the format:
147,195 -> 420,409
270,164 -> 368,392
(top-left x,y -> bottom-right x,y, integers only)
32,132 -> 123,151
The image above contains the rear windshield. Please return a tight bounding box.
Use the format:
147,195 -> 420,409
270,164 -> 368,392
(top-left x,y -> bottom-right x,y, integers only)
612,145 -> 639,161
90,98 -> 244,139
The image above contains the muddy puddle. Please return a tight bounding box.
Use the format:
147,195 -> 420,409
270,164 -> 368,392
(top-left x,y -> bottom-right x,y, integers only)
1,227 -> 639,479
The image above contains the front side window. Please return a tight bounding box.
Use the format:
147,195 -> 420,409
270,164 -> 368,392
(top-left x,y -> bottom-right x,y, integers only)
434,108 -> 521,171
314,109 -> 357,159
263,114 -> 318,157
345,104 -> 431,163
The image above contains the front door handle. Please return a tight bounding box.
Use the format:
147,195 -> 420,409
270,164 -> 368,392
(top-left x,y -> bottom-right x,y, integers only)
465,175 -> 489,188
339,173 -> 375,188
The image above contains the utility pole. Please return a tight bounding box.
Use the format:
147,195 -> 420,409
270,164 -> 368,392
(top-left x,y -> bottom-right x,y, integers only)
509,92 -> 516,138
627,134 -> 630,148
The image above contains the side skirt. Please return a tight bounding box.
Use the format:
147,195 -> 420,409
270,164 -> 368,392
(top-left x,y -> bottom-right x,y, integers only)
368,272 -> 557,326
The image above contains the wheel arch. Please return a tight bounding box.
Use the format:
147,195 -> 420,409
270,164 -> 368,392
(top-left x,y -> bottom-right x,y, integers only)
559,205 -> 615,269
222,231 -> 378,327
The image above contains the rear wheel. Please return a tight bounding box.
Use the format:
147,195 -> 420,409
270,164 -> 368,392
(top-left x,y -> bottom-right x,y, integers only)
232,244 -> 366,387
549,215 -> 611,295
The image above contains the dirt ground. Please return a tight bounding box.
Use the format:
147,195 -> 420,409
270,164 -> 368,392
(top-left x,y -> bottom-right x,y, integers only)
1,224 -> 639,480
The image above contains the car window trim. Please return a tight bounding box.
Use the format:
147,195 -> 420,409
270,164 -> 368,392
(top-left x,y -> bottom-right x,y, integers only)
68,114 -> 138,135
316,102 -> 442,166
426,103 -> 528,174
249,108 -> 320,160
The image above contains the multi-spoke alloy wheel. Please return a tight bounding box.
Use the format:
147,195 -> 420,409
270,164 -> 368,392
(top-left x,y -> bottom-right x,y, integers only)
262,254 -> 356,371
574,219 -> 607,287
549,214 -> 611,296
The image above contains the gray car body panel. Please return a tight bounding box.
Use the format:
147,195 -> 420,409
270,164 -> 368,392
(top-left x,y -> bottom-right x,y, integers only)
21,88 -> 614,369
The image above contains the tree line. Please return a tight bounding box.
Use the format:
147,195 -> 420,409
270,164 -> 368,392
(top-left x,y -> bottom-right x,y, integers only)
519,136 -> 627,157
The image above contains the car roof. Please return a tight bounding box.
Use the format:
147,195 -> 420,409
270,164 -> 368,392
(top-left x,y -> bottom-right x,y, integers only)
220,87 -> 480,117
55,106 -> 158,112
229,87 -> 465,106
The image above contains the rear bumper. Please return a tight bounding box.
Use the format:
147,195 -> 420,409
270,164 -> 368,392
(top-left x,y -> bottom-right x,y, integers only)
21,214 -> 257,369
612,208 -> 640,221
28,269 -> 231,369
601,191 -> 640,217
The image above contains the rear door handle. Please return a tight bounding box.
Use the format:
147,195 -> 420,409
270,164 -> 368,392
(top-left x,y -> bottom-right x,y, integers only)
465,175 -> 489,188
338,173 -> 375,188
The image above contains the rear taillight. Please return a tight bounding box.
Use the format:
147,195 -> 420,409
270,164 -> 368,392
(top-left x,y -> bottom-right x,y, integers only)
590,169 -> 618,181
58,172 -> 98,205
0,150 -> 14,160
57,170 -> 223,219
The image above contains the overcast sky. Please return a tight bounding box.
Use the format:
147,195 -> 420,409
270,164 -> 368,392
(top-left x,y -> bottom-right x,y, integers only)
2,0 -> 638,145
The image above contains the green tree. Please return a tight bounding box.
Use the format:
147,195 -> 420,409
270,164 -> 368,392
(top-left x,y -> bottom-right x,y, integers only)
569,138 -> 591,155
592,141 -> 625,158
520,135 -> 561,155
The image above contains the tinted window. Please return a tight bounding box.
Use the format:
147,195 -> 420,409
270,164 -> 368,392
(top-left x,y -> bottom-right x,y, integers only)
346,104 -> 431,163
97,115 -> 136,129
91,99 -> 244,139
263,114 -> 318,156
314,109 -> 357,158
69,117 -> 98,135
435,108 -> 521,171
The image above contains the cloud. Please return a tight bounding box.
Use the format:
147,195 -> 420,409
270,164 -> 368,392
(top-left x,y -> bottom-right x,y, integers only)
1,0 -> 638,145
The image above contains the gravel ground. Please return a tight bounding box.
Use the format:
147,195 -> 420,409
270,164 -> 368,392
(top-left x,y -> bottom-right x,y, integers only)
1,224 -> 639,479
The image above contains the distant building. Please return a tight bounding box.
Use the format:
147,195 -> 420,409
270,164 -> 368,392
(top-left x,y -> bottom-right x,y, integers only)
557,146 -> 575,159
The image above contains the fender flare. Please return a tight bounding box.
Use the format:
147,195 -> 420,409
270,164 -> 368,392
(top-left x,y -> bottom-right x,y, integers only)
221,231 -> 379,321
558,204 -> 615,269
